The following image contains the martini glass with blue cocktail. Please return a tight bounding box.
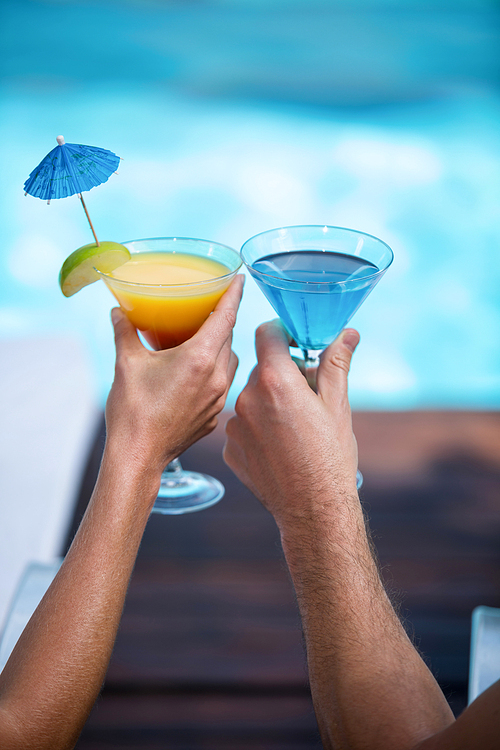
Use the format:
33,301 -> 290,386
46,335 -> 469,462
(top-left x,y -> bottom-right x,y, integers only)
240,225 -> 393,490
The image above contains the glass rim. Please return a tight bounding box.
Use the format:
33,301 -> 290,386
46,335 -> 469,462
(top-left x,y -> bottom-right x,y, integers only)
94,236 -> 242,290
240,224 -> 394,287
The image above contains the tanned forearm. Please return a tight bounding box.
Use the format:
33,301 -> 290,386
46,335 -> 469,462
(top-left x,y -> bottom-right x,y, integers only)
224,322 -> 499,750
0,278 -> 244,749
0,449 -> 160,750
280,495 -> 455,750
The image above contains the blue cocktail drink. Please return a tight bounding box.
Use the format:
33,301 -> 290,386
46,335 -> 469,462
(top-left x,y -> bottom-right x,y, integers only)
251,249 -> 379,351
240,225 -> 394,490
242,226 -> 393,357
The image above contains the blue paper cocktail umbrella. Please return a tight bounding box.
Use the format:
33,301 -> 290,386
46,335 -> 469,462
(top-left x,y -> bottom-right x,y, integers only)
23,135 -> 120,246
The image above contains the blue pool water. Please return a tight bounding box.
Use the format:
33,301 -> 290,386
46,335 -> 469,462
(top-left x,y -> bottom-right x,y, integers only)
251,251 -> 379,350
1,1 -> 500,410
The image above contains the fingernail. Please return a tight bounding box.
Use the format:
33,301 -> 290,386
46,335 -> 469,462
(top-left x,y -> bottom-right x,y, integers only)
111,308 -> 123,325
342,329 -> 359,353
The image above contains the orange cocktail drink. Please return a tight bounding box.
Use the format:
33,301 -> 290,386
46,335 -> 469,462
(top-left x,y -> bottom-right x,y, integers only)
96,238 -> 242,351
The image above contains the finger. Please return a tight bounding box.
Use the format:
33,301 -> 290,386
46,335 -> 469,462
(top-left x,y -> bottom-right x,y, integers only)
317,328 -> 360,404
254,319 -> 297,370
215,273 -> 245,314
290,355 -> 318,391
222,427 -> 238,473
223,417 -> 245,475
210,315 -> 237,395
237,363 -> 259,395
217,349 -> 239,403
290,356 -> 320,392
111,307 -> 142,357
291,355 -> 306,376
226,350 -> 239,389
223,422 -> 261,500
191,274 -> 245,355
212,351 -> 239,415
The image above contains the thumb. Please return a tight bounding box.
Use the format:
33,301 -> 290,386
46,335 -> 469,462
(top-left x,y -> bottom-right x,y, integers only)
316,328 -> 359,404
111,307 -> 141,356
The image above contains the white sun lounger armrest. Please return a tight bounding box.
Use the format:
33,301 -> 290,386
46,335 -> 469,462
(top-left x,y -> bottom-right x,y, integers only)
0,560 -> 63,672
0,335 -> 100,636
468,605 -> 500,704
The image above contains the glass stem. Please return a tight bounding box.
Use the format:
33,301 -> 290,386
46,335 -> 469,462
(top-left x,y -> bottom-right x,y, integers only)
164,457 -> 183,475
158,457 -> 189,490
301,348 -> 321,391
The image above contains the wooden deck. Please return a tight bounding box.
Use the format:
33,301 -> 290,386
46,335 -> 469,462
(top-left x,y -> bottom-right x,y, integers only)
68,411 -> 500,749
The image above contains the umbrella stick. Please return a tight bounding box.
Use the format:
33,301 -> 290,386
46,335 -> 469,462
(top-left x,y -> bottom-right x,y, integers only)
78,193 -> 100,246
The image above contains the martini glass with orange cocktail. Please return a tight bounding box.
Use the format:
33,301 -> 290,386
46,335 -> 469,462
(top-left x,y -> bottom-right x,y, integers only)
96,237 -> 242,514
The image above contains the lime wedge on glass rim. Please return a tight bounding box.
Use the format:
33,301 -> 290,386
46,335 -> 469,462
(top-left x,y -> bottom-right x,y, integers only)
59,241 -> 131,297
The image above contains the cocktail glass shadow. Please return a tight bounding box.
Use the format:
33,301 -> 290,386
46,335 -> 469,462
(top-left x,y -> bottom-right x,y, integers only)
97,237 -> 242,514
240,225 -> 394,492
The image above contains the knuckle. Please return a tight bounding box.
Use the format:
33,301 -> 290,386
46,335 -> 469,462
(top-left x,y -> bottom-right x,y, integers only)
234,390 -> 249,418
212,373 -> 228,400
328,351 -> 351,373
224,415 -> 237,438
256,321 -> 271,339
203,416 -> 218,436
220,307 -> 237,330
257,362 -> 282,394
222,441 -> 230,465
222,441 -> 237,472
213,392 -> 227,413
189,346 -> 214,376
114,349 -> 132,377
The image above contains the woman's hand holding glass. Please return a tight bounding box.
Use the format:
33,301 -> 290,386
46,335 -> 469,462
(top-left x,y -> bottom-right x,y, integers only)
105,274 -> 244,508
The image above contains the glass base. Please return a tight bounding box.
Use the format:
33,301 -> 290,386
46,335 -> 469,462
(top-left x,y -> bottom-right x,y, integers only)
151,469 -> 225,515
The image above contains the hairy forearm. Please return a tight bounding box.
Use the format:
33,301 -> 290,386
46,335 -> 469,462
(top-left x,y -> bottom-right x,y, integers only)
0,448 -> 160,750
280,494 -> 455,750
